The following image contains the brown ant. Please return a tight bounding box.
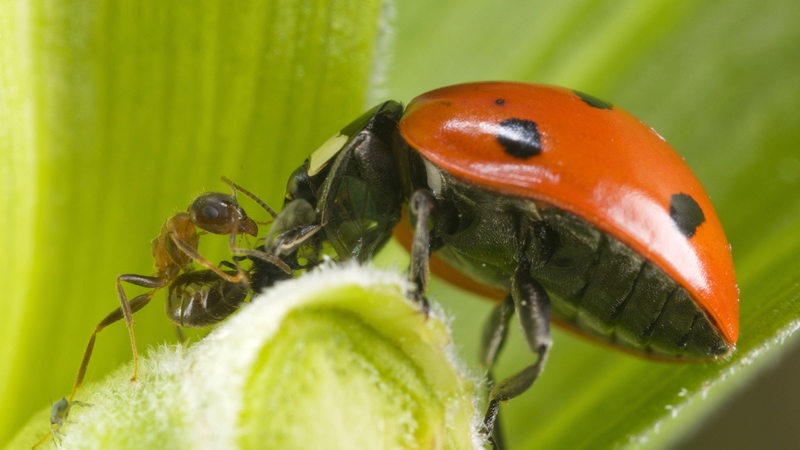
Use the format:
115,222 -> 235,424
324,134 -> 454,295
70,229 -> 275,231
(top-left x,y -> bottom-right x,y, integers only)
32,249 -> 295,449
33,178 -> 300,449
65,177 -> 291,403
32,178 -> 297,448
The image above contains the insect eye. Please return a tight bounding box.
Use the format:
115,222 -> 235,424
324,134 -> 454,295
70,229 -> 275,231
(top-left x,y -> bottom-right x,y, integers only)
190,193 -> 237,234
201,203 -> 224,220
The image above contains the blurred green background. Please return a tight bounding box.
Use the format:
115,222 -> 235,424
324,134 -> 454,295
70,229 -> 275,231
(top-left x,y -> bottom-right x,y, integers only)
2,0 -> 799,448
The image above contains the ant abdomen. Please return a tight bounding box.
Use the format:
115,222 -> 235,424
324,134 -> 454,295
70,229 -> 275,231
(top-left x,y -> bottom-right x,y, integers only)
166,269 -> 249,327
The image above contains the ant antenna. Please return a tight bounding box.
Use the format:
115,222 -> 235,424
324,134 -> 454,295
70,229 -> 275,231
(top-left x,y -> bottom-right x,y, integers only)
221,176 -> 279,218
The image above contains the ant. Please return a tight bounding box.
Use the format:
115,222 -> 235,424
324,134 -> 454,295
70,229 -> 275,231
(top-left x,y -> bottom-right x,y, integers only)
33,178 -> 304,449
65,177 -> 291,404
32,250 -> 296,449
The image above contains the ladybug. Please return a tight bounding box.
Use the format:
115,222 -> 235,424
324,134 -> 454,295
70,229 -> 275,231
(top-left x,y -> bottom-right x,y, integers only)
264,81 -> 738,444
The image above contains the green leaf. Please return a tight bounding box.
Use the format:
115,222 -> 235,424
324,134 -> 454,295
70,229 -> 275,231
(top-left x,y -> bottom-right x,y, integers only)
5,0 -> 800,449
386,0 -> 800,449
0,0 -> 385,445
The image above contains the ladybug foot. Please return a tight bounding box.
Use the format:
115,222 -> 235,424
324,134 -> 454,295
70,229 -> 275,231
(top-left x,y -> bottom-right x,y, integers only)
404,284 -> 431,317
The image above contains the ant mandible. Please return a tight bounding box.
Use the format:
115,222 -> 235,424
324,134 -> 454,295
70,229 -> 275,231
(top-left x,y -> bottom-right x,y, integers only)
65,177 -> 291,402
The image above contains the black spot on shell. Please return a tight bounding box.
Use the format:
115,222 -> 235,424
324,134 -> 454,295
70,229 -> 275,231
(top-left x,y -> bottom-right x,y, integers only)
497,118 -> 542,159
495,98 -> 505,105
573,90 -> 613,110
670,193 -> 705,238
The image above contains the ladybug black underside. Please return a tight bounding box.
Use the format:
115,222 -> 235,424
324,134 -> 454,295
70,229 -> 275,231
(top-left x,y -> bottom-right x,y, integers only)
427,172 -> 729,359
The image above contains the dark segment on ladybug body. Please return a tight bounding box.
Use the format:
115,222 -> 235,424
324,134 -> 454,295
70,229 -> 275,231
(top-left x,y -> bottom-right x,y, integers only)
264,82 -> 739,446
496,118 -> 542,159
669,192 -> 706,238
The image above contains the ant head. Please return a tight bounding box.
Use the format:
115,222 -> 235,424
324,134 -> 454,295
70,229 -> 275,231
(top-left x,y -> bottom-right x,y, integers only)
189,193 -> 258,237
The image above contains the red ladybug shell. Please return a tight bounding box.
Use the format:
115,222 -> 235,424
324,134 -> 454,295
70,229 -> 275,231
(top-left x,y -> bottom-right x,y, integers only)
398,82 -> 738,346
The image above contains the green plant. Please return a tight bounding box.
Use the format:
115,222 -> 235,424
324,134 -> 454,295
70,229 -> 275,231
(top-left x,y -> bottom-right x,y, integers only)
3,0 -> 799,448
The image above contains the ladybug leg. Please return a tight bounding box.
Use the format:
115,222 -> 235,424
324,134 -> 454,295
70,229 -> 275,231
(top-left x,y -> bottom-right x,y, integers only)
264,199 -> 323,258
482,260 -> 552,444
480,295 -> 514,449
407,189 -> 435,313
480,295 -> 515,369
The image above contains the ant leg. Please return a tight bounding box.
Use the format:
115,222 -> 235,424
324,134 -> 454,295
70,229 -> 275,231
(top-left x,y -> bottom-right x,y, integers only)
407,189 -> 436,312
231,247 -> 293,274
482,260 -> 551,447
167,234 -> 255,283
116,274 -> 166,384
69,275 -> 161,398
69,289 -> 155,400
225,220 -> 253,284
479,295 -> 514,449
